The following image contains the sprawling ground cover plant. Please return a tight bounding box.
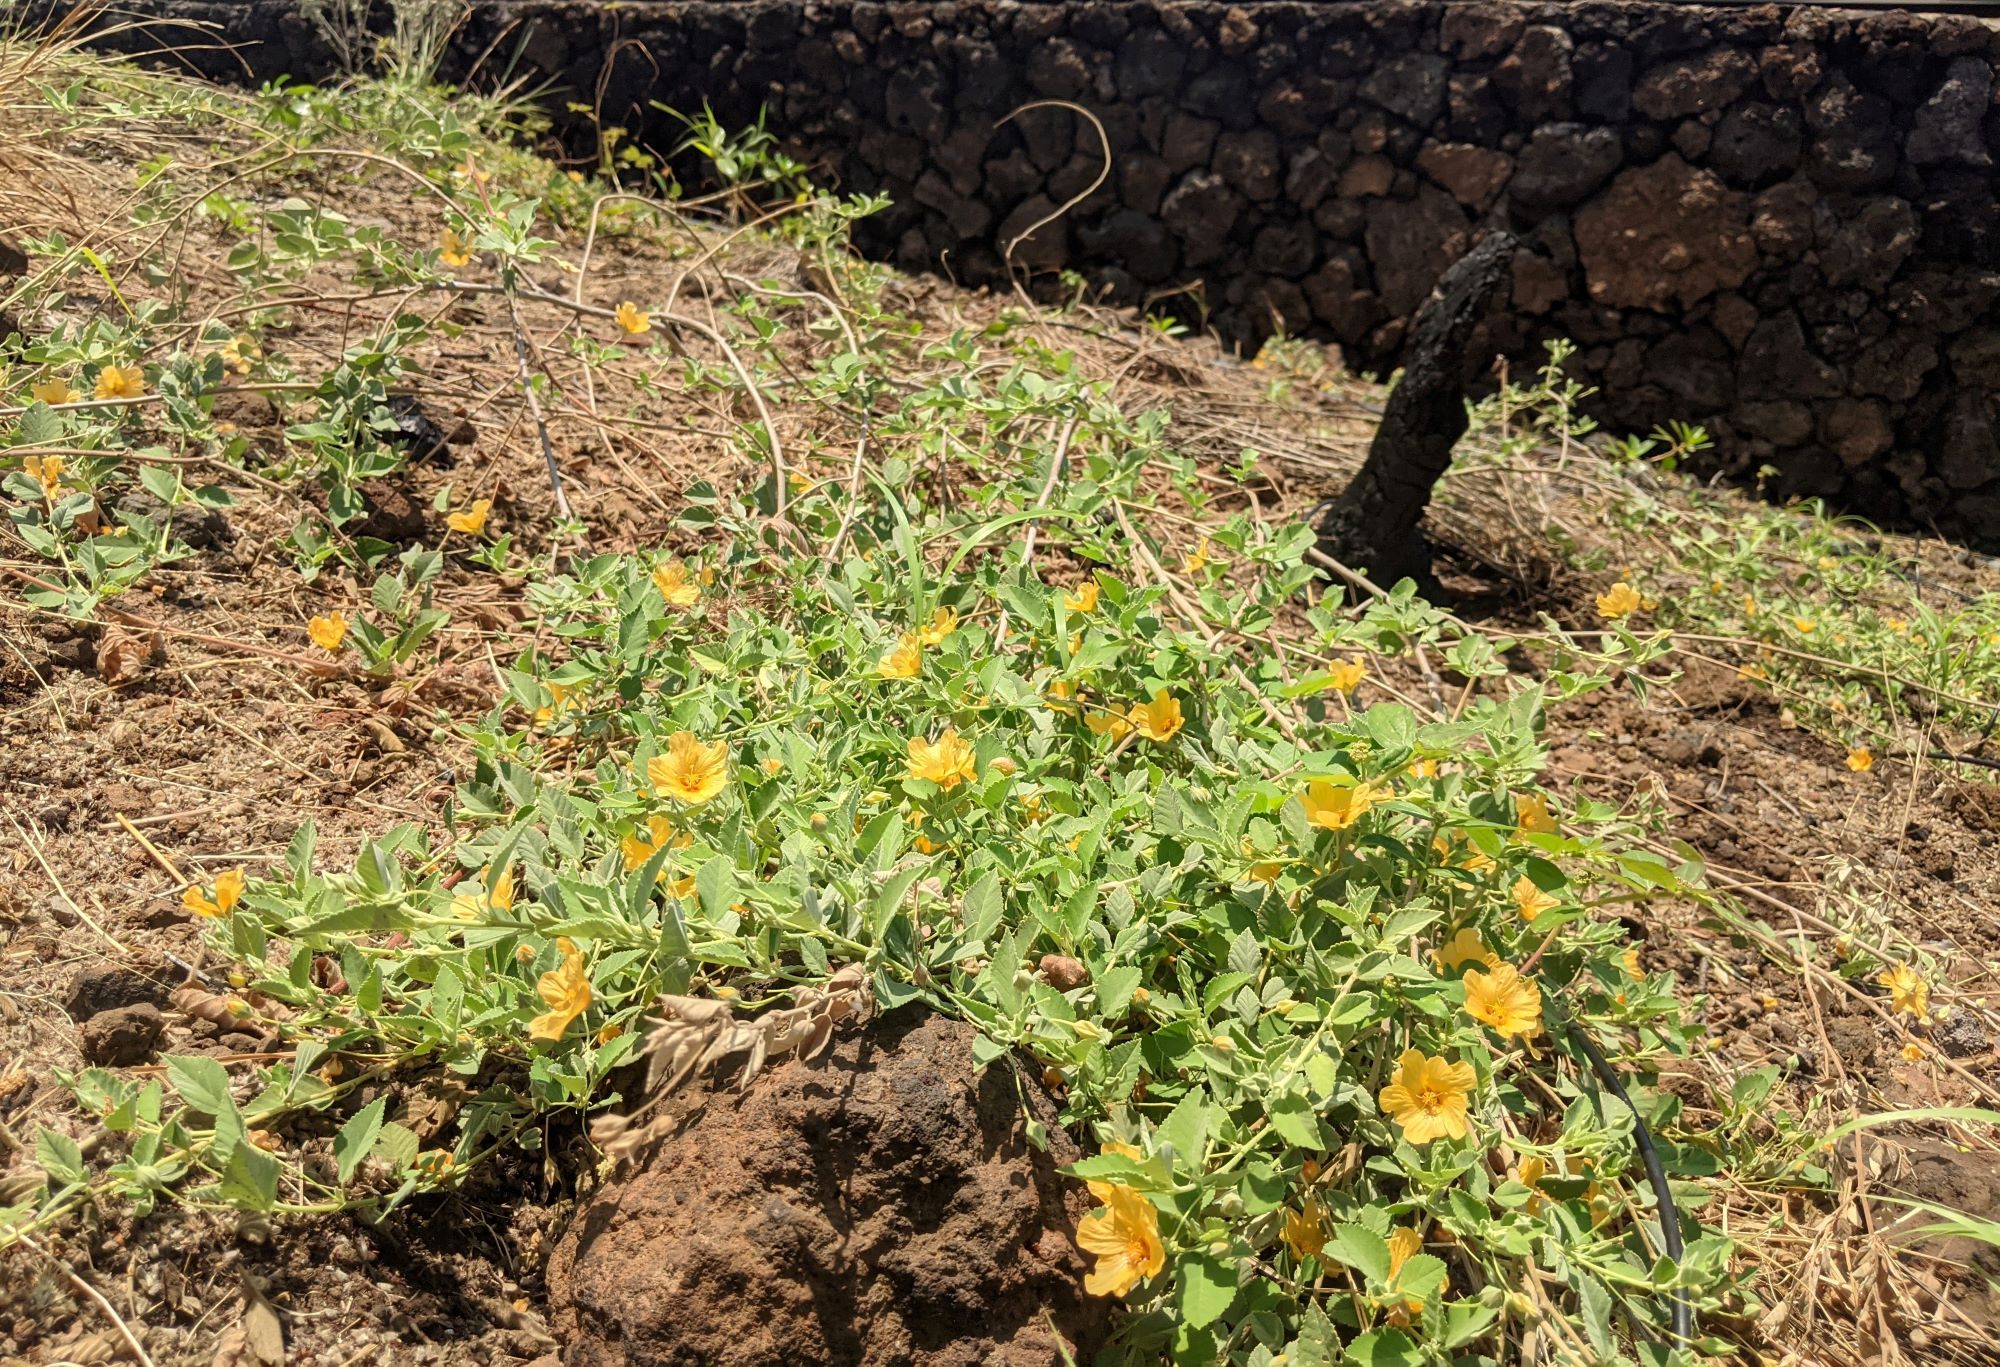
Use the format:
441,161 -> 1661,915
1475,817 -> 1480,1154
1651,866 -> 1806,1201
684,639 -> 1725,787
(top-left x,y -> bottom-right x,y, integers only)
0,36 -> 1838,1364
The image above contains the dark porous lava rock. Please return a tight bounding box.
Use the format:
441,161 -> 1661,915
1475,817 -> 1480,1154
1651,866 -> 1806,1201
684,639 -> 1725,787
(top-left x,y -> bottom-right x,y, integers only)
547,1011 -> 1109,1367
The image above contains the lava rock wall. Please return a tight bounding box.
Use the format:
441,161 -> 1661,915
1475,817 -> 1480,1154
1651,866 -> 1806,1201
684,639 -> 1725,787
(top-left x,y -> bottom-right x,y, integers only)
57,0 -> 2000,543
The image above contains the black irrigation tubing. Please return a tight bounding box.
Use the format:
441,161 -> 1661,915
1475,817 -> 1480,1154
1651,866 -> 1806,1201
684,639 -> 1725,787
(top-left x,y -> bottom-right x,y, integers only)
1565,1018 -> 1696,1347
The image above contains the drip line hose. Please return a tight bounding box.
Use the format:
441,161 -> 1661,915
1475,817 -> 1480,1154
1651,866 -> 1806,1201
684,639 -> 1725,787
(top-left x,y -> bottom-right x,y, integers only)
1565,1020 -> 1695,1347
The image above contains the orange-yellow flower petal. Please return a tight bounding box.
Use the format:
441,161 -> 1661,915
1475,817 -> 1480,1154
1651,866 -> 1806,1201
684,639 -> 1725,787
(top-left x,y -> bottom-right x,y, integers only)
182,867 -> 246,918
906,727 -> 977,790
1075,1183 -> 1164,1298
647,732 -> 731,805
1301,778 -> 1382,831
446,498 -> 492,535
307,611 -> 348,651
1462,962 -> 1543,1039
614,301 -> 652,335
1377,1048 -> 1476,1145
1129,689 -> 1183,743
528,938 -> 592,1041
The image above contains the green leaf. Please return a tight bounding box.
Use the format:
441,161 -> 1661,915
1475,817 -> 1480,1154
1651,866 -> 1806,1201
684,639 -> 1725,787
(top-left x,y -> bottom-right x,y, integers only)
137,463 -> 182,505
1393,1253 -> 1448,1310
1266,1091 -> 1325,1150
1343,1329 -> 1420,1366
1303,1051 -> 1340,1098
1291,1302 -> 1338,1367
1155,1091 -> 1211,1172
17,403 -> 61,446
1095,964 -> 1141,1016
373,1121 -> 420,1170
335,1096 -> 388,1185
218,1141 -> 280,1211
695,854 -> 738,919
35,1128 -> 85,1186
1175,1252 -> 1237,1329
164,1055 -> 236,1118
1377,904 -> 1440,947
1325,1224 -> 1391,1283
962,870 -> 1003,943
1225,927 -> 1261,976
1578,1272 -> 1616,1357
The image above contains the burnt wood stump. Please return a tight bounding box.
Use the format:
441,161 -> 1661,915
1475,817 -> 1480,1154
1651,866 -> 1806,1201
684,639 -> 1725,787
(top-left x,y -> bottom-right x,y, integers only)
1312,230 -> 1517,591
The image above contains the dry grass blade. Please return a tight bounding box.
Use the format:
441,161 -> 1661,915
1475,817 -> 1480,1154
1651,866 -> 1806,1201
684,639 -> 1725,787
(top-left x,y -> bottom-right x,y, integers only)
592,964 -> 868,1166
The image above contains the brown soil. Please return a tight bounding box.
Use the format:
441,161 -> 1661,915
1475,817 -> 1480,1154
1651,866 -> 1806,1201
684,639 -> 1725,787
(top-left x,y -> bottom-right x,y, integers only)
547,1011 -> 1108,1367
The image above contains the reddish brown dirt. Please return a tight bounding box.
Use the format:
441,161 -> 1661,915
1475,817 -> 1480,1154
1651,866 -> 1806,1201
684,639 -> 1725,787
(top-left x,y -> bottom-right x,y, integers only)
546,1011 -> 1109,1367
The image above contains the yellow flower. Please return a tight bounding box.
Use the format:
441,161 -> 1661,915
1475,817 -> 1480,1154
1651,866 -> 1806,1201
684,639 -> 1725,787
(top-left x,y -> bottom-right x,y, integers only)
528,938 -> 592,1041
1622,947 -> 1643,980
1063,581 -> 1100,613
1387,1227 -> 1435,1307
22,455 -> 64,499
1514,793 -> 1557,835
307,611 -> 348,652
1325,657 -> 1367,694
652,560 -> 702,607
621,815 -> 679,872
877,633 -> 923,680
1433,834 -> 1496,874
1130,690 -> 1184,743
1301,778 -> 1382,831
1595,582 -> 1642,620
30,378 -> 77,405
1516,1156 -> 1550,1214
1512,876 -> 1559,923
1846,747 -> 1874,773
1045,679 -> 1080,715
94,365 -> 145,400
1886,617 -> 1908,636
614,301 -> 652,335
648,732 -> 731,805
1281,1198 -> 1328,1260
182,867 -> 246,918
533,680 -> 581,727
1462,963 -> 1543,1039
1879,963 -> 1930,1021
906,727 -> 977,790
220,335 -> 261,375
1407,758 -> 1438,780
1435,928 -> 1499,973
1384,1231 -> 1448,1311
1793,617 -> 1817,634
452,865 -> 517,921
1742,594 -> 1759,617
1901,1041 -> 1926,1062
915,606 -> 958,647
1076,1183 -> 1164,1298
913,833 -> 944,855
1247,860 -> 1284,884
439,227 -> 473,268
447,498 -> 492,535
1181,536 -> 1212,574
1019,790 -> 1047,823
1084,705 -> 1133,741
1377,1049 -> 1476,1145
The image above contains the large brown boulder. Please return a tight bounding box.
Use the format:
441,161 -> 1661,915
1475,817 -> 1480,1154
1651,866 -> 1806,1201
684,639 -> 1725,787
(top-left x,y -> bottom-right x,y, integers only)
1575,155 -> 1756,312
547,1011 -> 1109,1367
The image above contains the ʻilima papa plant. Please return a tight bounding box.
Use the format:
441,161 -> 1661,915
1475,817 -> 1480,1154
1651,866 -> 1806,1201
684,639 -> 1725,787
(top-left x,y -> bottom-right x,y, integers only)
9,448 -> 1739,1364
